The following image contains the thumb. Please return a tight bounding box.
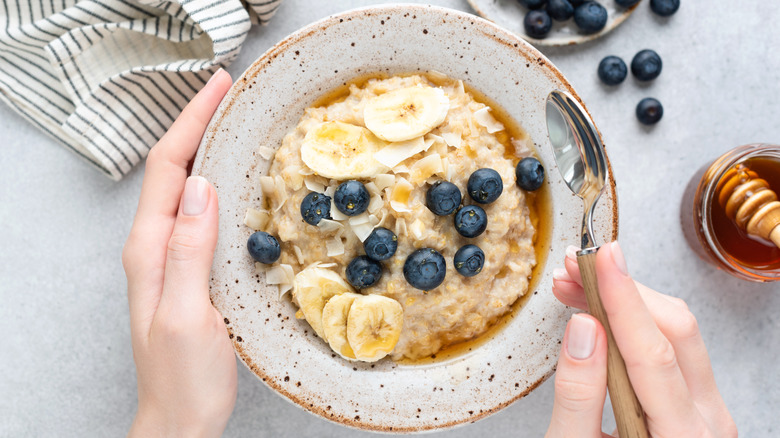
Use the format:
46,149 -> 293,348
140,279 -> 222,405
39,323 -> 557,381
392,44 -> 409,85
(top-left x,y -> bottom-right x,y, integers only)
546,313 -> 610,438
160,176 -> 219,312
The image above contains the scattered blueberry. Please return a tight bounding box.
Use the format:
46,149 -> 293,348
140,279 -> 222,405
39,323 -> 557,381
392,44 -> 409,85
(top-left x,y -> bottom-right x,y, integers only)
346,256 -> 383,289
518,0 -> 547,9
454,205 -> 488,238
403,248 -> 447,291
334,180 -> 370,216
516,157 -> 545,191
547,0 -> 574,21
247,231 -> 281,264
426,181 -> 462,216
597,56 -> 628,86
615,0 -> 640,7
636,98 -> 664,125
454,245 -> 485,277
650,0 -> 680,17
300,192 -> 331,225
467,168 -> 503,204
631,49 -> 663,81
363,227 -> 398,261
524,10 -> 553,39
573,2 -> 607,34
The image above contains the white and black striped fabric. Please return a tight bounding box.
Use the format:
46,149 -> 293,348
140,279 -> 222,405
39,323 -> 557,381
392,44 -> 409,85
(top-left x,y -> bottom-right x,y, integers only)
0,0 -> 282,180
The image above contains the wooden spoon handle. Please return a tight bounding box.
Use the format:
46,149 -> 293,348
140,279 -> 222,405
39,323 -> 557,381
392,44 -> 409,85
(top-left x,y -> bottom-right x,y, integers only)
578,249 -> 649,438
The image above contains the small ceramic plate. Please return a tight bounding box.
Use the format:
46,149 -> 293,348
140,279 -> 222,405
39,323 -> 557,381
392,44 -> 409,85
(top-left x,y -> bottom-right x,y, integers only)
193,4 -> 618,432
467,0 -> 641,46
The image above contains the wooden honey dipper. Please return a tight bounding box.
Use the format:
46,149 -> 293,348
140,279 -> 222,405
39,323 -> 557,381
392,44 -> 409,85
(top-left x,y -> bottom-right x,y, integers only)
715,163 -> 780,249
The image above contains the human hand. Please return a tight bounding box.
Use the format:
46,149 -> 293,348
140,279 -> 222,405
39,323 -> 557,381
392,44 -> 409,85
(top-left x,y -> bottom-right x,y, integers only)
122,69 -> 237,438
545,241 -> 737,437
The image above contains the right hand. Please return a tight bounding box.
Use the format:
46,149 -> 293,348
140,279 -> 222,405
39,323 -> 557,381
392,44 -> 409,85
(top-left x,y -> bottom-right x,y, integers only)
545,241 -> 737,437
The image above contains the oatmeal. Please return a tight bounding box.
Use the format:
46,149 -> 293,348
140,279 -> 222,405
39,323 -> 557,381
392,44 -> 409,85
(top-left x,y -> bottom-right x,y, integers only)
249,73 -> 539,361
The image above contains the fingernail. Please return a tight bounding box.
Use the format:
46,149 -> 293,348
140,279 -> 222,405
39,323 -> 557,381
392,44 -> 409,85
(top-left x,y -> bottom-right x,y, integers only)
207,68 -> 224,85
553,268 -> 567,281
565,245 -> 579,260
182,176 -> 210,216
567,314 -> 596,360
610,241 -> 628,276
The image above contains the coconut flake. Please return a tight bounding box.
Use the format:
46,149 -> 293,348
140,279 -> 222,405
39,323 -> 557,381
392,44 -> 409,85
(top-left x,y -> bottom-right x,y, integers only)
282,166 -> 305,190
395,218 -> 408,237
392,163 -> 410,174
324,185 -> 336,197
349,212 -> 371,226
410,154 -> 443,185
266,264 -> 295,299
474,107 -> 504,133
375,174 -> 395,191
368,195 -> 384,214
259,176 -> 275,196
390,177 -> 414,213
258,145 -> 275,160
368,214 -> 380,226
511,137 -> 533,158
293,245 -> 305,265
365,182 -> 380,196
441,132 -> 462,149
427,70 -> 448,82
352,221 -> 375,242
373,136 -> 426,168
457,80 -> 465,94
304,178 -> 326,193
244,208 -> 270,231
318,219 -> 344,233
326,234 -> 345,257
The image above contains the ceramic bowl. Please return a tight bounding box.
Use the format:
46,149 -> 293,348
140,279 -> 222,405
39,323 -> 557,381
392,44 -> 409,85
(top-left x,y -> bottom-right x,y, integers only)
467,0 -> 640,46
192,4 -> 618,432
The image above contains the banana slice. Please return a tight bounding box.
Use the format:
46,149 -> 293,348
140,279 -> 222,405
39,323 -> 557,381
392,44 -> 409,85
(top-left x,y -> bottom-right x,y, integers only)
300,121 -> 389,180
321,292 -> 363,360
347,295 -> 404,362
364,86 -> 450,142
293,266 -> 354,340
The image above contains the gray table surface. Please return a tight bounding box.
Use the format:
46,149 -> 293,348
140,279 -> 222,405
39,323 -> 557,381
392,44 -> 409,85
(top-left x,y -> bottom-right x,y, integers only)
2,0 -> 779,436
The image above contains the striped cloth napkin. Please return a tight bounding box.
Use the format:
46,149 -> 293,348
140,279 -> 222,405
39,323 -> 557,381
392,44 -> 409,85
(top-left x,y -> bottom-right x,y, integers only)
0,0 -> 282,180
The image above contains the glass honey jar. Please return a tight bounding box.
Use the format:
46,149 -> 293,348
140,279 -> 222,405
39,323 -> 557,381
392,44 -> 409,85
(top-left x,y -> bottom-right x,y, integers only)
681,144 -> 780,282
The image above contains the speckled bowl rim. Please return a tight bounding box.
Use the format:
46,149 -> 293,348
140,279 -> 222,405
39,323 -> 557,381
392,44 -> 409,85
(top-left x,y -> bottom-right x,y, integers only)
466,0 -> 640,47
193,4 -> 619,433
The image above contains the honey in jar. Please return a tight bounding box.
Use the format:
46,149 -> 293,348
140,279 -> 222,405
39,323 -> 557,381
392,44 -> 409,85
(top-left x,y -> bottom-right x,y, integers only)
681,144 -> 780,282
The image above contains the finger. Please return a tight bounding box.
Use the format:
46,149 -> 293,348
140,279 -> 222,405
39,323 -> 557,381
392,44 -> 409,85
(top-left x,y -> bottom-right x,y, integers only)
158,176 -> 219,316
546,314 -> 608,438
125,69 -> 232,284
552,268 -> 589,310
564,245 -> 583,285
596,242 -> 708,436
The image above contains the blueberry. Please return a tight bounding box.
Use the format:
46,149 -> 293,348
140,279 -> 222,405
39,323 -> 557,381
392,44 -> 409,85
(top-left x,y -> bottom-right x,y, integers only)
334,180 -> 370,216
573,2 -> 608,34
636,97 -> 664,125
597,56 -> 628,86
516,157 -> 545,191
568,0 -> 585,5
426,181 -> 462,216
650,0 -> 679,17
454,244 -> 485,277
300,192 -> 331,225
547,0 -> 574,21
363,227 -> 398,261
346,256 -> 382,289
631,49 -> 662,81
518,0 -> 547,9
454,205 -> 488,238
247,231 -> 281,264
467,168 -> 503,204
615,0 -> 640,7
523,10 -> 553,39
403,248 -> 447,291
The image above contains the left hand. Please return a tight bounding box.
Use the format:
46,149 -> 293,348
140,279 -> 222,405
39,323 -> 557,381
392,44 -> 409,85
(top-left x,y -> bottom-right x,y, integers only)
122,69 -> 237,438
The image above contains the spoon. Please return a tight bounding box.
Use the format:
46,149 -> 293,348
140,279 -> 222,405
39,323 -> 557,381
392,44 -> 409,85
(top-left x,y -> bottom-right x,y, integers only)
546,90 -> 649,438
